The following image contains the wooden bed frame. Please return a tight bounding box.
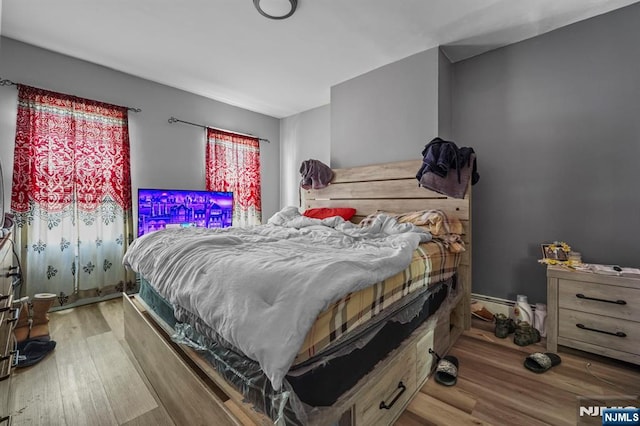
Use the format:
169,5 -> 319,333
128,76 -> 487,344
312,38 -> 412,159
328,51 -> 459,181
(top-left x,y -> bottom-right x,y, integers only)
123,159 -> 472,425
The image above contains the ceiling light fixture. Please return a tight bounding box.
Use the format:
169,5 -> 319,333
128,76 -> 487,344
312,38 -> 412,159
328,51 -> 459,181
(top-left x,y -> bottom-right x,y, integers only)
253,0 -> 297,20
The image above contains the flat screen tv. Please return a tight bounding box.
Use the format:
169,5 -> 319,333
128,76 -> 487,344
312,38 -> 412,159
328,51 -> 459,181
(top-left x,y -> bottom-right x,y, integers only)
137,189 -> 233,237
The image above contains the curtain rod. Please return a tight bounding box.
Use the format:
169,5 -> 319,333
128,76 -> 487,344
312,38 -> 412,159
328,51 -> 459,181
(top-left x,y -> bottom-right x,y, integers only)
168,116 -> 270,143
0,77 -> 142,113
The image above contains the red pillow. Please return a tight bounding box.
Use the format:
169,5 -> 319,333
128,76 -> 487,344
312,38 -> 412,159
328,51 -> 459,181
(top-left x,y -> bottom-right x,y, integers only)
303,208 -> 357,221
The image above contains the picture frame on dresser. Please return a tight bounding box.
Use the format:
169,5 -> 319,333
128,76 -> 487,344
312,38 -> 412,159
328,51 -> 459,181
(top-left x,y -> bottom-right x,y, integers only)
541,243 -> 568,261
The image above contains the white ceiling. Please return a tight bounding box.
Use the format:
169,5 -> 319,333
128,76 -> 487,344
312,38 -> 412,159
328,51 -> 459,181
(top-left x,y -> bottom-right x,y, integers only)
2,0 -> 638,118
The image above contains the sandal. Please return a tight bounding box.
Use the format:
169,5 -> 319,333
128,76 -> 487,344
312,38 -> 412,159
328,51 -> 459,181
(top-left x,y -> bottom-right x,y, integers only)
16,338 -> 57,368
430,349 -> 459,386
524,352 -> 561,373
471,301 -> 494,322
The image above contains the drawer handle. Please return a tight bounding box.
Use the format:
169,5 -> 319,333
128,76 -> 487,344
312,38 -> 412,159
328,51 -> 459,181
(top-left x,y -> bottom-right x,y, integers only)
0,351 -> 16,362
576,294 -> 626,305
576,323 -> 627,338
379,381 -> 406,410
5,308 -> 18,323
0,350 -> 13,382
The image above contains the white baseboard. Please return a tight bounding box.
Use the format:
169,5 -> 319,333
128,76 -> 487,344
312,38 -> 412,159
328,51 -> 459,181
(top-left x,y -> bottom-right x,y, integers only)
471,293 -> 512,316
472,293 -> 548,337
49,292 -> 122,312
471,293 -> 541,316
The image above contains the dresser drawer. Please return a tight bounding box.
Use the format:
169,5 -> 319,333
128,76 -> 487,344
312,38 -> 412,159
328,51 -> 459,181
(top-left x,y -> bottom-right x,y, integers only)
0,277 -> 10,300
0,302 -> 17,356
0,238 -> 13,423
355,347 -> 416,426
0,334 -> 15,420
0,296 -> 12,322
558,279 -> 640,321
559,309 -> 639,355
0,244 -> 11,298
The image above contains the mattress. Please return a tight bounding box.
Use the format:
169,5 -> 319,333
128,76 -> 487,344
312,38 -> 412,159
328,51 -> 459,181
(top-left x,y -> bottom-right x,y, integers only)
138,239 -> 458,367
295,240 -> 459,364
125,211 -> 460,391
136,238 -> 459,422
139,275 -> 453,410
286,280 -> 451,407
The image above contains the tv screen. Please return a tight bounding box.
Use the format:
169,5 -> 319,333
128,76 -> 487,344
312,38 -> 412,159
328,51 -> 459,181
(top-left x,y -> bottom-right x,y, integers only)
137,189 -> 233,237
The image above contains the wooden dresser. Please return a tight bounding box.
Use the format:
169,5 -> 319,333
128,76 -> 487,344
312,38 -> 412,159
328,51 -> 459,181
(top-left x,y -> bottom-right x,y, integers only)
547,266 -> 640,365
0,234 -> 16,425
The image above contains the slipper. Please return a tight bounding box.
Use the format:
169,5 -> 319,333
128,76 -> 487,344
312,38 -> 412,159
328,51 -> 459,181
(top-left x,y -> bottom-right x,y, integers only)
471,301 -> 494,322
435,355 -> 459,386
16,339 -> 57,368
524,352 -> 561,373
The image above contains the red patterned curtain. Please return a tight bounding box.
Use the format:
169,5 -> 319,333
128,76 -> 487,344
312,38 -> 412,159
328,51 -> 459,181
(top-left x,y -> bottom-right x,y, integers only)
11,85 -> 134,307
206,129 -> 261,227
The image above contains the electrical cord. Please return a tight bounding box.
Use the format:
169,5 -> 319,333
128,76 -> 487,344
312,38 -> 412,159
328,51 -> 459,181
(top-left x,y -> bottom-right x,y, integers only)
585,362 -> 626,391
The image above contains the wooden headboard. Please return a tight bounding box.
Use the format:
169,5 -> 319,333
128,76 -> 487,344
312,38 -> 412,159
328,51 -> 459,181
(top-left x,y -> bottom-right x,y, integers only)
301,159 -> 472,330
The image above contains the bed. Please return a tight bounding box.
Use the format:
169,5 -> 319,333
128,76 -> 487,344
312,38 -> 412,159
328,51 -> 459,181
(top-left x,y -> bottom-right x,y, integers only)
122,159 -> 472,426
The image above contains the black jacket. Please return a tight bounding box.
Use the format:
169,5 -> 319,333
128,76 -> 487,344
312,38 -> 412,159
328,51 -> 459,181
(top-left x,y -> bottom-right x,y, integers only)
416,137 -> 479,185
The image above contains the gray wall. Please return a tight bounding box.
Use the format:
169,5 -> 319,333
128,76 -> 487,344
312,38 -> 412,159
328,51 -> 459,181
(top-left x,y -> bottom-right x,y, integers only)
280,104 -> 330,208
0,4 -> 3,221
0,37 -> 280,226
438,49 -> 453,140
330,48 -> 441,168
452,3 -> 640,303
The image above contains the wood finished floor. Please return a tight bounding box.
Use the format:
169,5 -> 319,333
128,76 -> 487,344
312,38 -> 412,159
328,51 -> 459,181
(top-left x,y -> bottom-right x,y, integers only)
9,300 -> 640,425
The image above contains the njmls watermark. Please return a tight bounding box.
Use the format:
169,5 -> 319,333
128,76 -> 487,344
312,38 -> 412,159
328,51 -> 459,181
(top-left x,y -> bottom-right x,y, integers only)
578,395 -> 640,426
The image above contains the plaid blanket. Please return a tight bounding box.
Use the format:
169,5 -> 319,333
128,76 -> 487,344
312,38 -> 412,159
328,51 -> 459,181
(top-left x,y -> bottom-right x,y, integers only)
293,239 -> 460,365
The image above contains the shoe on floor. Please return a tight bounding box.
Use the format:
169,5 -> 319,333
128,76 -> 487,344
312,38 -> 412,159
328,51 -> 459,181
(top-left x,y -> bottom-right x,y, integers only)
514,321 -> 540,346
434,355 -> 459,386
494,313 -> 516,338
16,338 -> 57,368
471,301 -> 494,322
524,352 -> 561,373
